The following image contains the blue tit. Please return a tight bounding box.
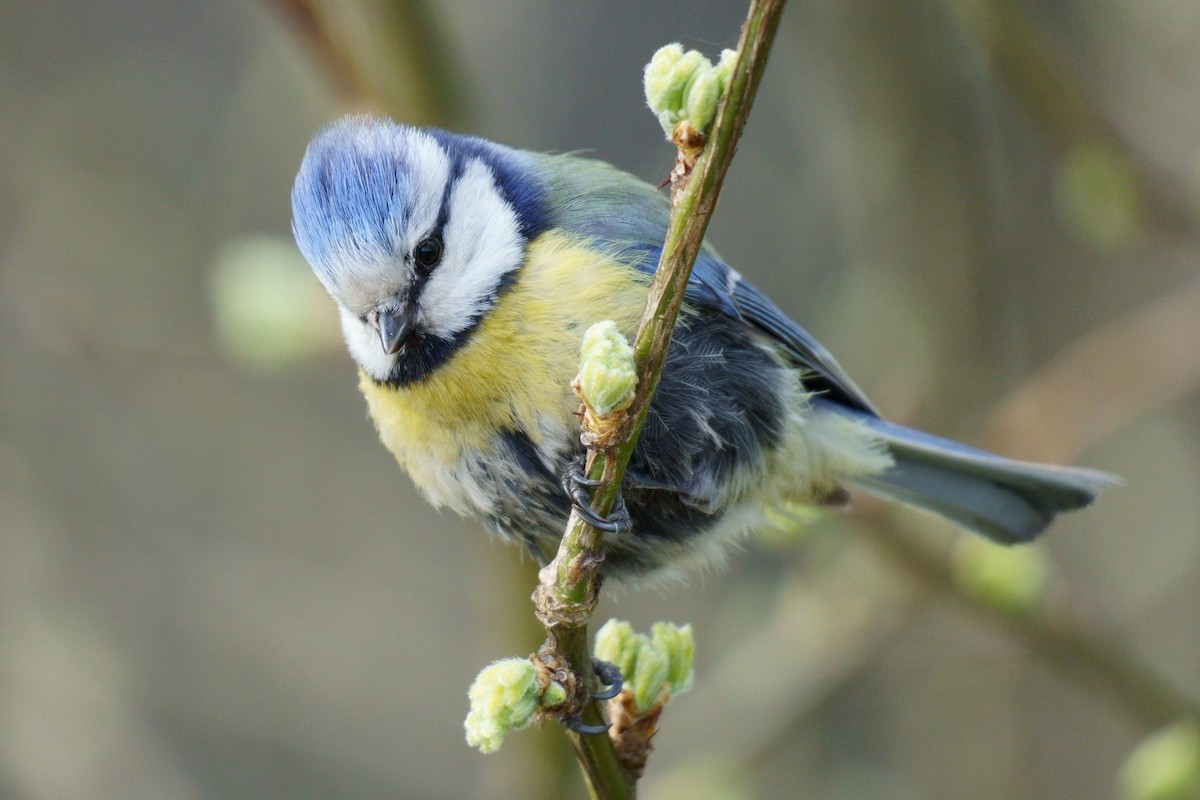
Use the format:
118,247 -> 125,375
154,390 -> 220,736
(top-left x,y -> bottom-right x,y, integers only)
290,115 -> 1116,581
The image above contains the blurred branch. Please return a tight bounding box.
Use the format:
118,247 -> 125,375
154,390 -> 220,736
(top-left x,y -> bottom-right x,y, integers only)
858,278 -> 1200,731
983,278 -> 1200,463
268,0 -> 377,107
648,541 -> 919,791
268,0 -> 468,127
940,0 -> 1105,149
940,0 -> 1195,235
845,0 -> 1200,719
858,517 -> 1200,730
356,0 -> 469,126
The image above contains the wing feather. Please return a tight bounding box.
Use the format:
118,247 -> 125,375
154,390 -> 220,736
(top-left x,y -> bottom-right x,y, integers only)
537,151 -> 879,415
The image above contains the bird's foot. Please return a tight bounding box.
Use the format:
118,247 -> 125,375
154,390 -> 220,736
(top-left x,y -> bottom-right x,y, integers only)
556,659 -> 623,736
590,658 -> 624,700
561,457 -> 631,534
560,714 -> 610,736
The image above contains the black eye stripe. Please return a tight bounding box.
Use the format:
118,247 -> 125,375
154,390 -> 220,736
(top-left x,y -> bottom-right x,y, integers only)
408,150 -> 462,284
434,153 -> 462,235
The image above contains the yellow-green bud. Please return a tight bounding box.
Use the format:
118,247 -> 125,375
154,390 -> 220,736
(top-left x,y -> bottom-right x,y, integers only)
541,680 -> 568,708
951,535 -> 1051,613
1119,721 -> 1200,800
630,639 -> 670,713
464,658 -> 539,754
713,49 -> 737,90
595,619 -> 696,714
644,43 -> 715,137
651,622 -> 695,695
577,321 -> 637,416
643,43 -> 685,103
683,68 -> 721,135
595,618 -> 639,679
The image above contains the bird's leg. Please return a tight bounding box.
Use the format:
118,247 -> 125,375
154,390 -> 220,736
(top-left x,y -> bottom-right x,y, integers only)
590,657 -> 624,700
560,456 -> 631,534
555,659 -> 623,735
560,714 -> 610,736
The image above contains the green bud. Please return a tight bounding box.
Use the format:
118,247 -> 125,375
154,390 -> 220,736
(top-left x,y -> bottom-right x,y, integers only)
1120,721 -> 1200,800
630,638 -> 670,713
644,43 -> 715,137
595,618 -> 639,679
713,49 -> 737,91
541,680 -> 568,708
464,711 -> 503,755
577,321 -> 637,416
684,68 -> 721,135
595,619 -> 696,714
464,658 -> 539,753
643,43 -> 684,99
643,44 -> 686,126
951,535 -> 1051,613
651,622 -> 695,695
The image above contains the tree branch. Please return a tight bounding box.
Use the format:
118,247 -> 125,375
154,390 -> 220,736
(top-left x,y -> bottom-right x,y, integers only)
856,515 -> 1200,730
532,1 -> 788,797
268,0 -> 467,127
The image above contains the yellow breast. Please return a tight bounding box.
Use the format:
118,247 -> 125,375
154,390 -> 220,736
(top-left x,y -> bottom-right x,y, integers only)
358,231 -> 649,505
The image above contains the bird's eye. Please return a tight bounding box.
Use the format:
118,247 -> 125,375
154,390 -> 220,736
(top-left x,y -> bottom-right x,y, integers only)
413,235 -> 443,272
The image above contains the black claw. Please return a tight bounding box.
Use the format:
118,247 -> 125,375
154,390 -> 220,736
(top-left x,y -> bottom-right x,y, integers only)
591,659 -> 623,701
561,459 -> 631,534
575,496 -> 622,532
563,460 -> 605,488
561,714 -> 610,736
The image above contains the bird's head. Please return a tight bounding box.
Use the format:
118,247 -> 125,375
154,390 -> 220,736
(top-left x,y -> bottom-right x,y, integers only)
291,115 -> 546,384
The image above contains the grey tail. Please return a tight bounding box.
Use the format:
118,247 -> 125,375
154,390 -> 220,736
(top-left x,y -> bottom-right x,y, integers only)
825,403 -> 1119,543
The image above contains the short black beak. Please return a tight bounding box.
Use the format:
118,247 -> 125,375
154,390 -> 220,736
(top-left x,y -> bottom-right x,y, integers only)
378,307 -> 414,355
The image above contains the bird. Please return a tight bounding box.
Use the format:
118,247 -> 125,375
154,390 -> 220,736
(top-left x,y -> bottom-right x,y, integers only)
290,114 -> 1116,583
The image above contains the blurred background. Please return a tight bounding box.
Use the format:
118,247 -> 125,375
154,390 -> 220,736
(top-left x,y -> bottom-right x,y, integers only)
2,1 -> 1199,798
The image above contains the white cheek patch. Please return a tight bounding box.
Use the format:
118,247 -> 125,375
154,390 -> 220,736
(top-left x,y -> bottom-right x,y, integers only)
340,307 -> 397,381
419,158 -> 523,339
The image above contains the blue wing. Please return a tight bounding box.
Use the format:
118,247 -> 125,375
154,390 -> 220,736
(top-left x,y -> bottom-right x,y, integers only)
531,151 -> 1116,543
716,259 -> 879,415
537,152 -> 879,414
617,243 -> 880,415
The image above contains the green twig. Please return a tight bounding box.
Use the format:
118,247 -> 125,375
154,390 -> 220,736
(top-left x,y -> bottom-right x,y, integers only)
857,517 -> 1200,731
268,0 -> 378,105
531,2 -> 788,797
268,0 -> 467,127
